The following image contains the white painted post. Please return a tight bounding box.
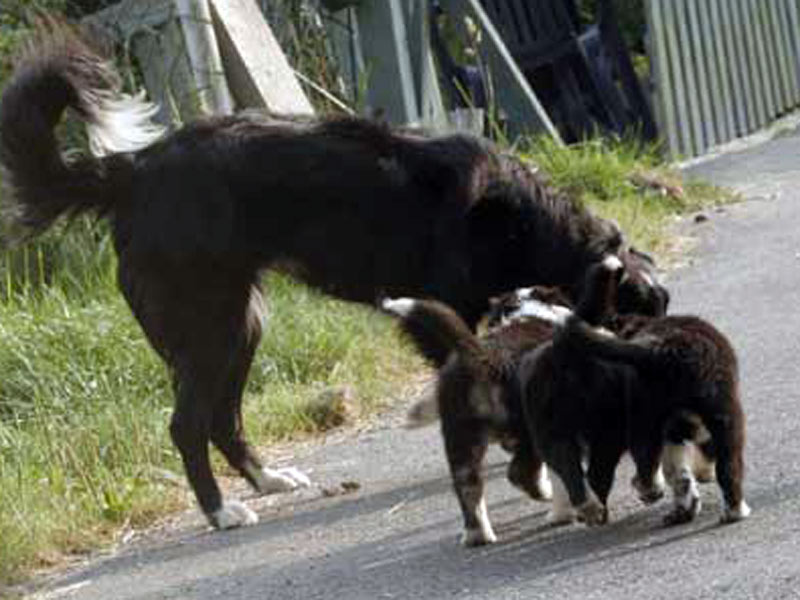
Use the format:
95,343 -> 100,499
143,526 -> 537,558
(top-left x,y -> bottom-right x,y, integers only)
209,0 -> 314,115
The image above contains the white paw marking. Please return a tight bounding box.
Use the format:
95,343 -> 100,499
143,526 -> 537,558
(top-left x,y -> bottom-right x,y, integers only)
546,469 -> 576,525
536,467 -> 553,501
722,500 -> 751,523
211,500 -> 259,529
253,466 -> 311,494
462,497 -> 497,546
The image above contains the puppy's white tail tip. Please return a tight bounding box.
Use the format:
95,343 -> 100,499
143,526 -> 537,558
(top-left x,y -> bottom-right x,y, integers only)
382,297 -> 417,318
602,254 -> 624,271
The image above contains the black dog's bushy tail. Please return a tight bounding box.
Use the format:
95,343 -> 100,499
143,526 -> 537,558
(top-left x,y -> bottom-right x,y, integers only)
382,297 -> 485,370
564,254 -> 656,367
0,16 -> 164,235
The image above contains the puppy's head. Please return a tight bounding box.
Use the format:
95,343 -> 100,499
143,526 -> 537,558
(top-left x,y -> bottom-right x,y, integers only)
487,286 -> 573,328
616,247 -> 670,317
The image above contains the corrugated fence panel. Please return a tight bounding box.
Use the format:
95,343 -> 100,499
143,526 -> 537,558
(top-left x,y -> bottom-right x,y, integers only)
647,0 -> 800,158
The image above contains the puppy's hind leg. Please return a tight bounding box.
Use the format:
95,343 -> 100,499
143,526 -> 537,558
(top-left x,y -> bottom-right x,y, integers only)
442,420 -> 496,546
661,443 -> 701,526
507,439 -> 552,501
705,408 -> 750,524
545,441 -> 606,526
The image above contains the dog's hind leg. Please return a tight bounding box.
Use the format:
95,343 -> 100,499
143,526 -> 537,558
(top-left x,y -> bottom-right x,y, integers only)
507,439 -> 552,501
586,440 -> 625,510
442,419 -> 496,546
209,285 -> 310,495
171,368 -> 259,529
119,267 -> 306,529
629,438 -> 667,505
545,441 -> 607,526
542,440 -> 608,525
704,405 -> 750,524
661,443 -> 701,526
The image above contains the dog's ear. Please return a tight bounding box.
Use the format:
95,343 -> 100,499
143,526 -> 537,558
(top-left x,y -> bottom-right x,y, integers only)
628,245 -> 656,265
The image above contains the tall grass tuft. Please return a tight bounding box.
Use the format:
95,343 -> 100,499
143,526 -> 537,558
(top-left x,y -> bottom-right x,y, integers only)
523,136 -> 736,252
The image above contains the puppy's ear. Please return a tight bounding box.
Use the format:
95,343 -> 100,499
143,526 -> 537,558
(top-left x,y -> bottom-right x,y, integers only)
629,245 -> 656,265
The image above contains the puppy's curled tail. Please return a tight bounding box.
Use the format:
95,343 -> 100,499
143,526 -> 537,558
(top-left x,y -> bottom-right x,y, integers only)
382,298 -> 484,370
0,17 -> 164,235
383,297 -> 487,428
563,316 -> 656,369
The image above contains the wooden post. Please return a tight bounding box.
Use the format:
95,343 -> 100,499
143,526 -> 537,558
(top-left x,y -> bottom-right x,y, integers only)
174,0 -> 234,115
209,0 -> 314,115
354,0 -> 420,123
404,0 -> 447,129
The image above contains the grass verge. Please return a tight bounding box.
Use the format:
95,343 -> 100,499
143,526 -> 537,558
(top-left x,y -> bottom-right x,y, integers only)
0,137 -> 733,589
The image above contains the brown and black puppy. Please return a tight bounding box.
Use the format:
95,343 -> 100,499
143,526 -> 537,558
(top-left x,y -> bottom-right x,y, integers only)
383,289 -> 574,546
518,257 -> 750,527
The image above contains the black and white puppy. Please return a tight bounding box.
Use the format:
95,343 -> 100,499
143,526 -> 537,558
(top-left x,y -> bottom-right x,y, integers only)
518,256 -> 750,527
383,289 -> 573,546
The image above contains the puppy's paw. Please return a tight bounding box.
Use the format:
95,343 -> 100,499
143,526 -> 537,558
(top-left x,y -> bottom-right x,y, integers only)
720,500 -> 751,524
255,466 -> 311,494
533,469 -> 553,501
663,495 -> 701,526
632,474 -> 665,505
546,507 -> 576,527
461,526 -> 498,547
577,499 -> 608,527
209,500 -> 259,530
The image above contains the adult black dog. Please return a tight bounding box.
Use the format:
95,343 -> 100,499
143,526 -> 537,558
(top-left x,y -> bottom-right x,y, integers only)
0,20 -> 664,529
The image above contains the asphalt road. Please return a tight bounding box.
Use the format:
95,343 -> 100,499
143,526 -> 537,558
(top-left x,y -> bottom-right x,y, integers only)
26,132 -> 800,600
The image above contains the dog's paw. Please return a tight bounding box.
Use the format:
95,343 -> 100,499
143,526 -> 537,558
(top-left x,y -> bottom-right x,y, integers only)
663,495 -> 701,526
532,468 -> 553,501
209,500 -> 259,530
577,499 -> 608,527
461,526 -> 498,547
720,500 -> 751,524
632,474 -> 665,505
546,507 -> 576,527
255,466 -> 311,495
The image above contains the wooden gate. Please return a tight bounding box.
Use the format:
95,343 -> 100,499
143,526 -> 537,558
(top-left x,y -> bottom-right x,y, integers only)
647,0 -> 800,158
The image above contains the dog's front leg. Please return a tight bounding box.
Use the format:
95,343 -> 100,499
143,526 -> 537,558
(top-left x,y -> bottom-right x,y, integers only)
545,441 -> 607,527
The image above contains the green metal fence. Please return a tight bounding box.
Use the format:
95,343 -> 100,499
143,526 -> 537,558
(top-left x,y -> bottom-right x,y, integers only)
647,0 -> 800,158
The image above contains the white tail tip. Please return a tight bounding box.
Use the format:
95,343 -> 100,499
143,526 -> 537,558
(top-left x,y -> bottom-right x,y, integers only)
382,297 -> 417,317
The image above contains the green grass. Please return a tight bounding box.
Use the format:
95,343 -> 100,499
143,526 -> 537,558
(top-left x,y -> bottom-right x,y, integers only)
523,136 -> 737,252
0,137 -> 733,589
